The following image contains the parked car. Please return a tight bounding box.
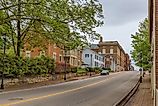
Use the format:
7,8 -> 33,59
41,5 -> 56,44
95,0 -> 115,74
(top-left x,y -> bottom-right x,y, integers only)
100,70 -> 109,75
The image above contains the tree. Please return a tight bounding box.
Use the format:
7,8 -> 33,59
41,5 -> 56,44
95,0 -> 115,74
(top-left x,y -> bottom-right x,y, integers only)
131,18 -> 151,70
0,0 -> 104,57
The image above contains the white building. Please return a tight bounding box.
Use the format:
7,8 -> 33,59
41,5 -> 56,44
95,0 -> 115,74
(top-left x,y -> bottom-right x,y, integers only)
82,49 -> 104,68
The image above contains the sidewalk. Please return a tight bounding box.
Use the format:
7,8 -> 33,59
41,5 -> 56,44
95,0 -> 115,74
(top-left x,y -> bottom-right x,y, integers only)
125,74 -> 153,106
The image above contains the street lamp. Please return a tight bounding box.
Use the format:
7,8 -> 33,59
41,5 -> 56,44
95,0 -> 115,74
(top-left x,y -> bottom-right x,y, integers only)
90,54 -> 92,76
64,50 -> 67,81
1,33 -> 6,89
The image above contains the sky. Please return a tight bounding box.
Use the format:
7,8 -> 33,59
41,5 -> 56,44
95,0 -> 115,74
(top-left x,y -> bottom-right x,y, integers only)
95,0 -> 148,61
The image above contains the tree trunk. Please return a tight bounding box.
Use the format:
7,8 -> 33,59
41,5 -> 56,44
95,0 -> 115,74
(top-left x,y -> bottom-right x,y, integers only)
17,0 -> 21,57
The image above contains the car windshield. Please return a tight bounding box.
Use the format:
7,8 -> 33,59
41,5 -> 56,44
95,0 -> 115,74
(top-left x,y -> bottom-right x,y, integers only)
102,70 -> 108,73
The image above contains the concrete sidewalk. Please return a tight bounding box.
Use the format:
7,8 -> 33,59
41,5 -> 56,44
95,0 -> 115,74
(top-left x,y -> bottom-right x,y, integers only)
125,74 -> 153,106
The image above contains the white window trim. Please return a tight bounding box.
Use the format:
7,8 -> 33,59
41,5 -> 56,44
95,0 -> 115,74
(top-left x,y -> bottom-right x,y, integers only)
102,49 -> 106,54
40,51 -> 46,56
53,52 -> 56,61
54,43 -> 56,48
26,51 -> 31,58
59,54 -> 62,62
110,49 -> 113,54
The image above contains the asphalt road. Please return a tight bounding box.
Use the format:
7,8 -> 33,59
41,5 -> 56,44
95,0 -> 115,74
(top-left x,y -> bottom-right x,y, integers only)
0,71 -> 139,106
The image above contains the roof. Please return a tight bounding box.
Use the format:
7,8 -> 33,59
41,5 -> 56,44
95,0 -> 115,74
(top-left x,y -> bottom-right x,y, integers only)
83,48 -> 104,57
99,41 -> 126,54
90,44 -> 99,49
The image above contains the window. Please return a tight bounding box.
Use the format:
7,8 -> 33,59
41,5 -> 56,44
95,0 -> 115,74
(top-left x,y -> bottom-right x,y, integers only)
53,53 -> 56,61
110,49 -> 113,54
77,51 -> 80,56
59,55 -> 62,62
71,57 -> 73,64
60,50 -> 64,55
85,54 -> 89,58
74,58 -> 76,65
95,61 -> 97,66
54,43 -> 56,48
95,61 -> 98,66
95,55 -> 98,60
26,51 -> 31,58
102,49 -> 106,54
40,51 -> 45,56
78,60 -> 80,65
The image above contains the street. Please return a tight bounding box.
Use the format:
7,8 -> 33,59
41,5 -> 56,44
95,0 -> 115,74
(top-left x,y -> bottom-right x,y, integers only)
0,71 -> 139,106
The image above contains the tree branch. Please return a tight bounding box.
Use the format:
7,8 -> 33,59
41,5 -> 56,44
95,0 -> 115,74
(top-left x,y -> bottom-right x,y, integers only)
0,2 -> 41,11
21,20 -> 35,40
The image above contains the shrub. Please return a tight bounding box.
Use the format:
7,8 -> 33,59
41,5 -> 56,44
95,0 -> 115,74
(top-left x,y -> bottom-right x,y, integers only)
87,67 -> 95,72
94,67 -> 103,72
71,67 -> 77,73
76,67 -> 87,75
0,54 -> 55,78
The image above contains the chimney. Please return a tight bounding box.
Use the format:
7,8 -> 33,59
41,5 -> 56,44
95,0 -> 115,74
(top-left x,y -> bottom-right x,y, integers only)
99,36 -> 103,43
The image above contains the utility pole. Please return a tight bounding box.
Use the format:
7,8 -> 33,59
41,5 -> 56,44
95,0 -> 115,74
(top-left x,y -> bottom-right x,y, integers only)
139,52 -> 143,83
64,47 -> 67,80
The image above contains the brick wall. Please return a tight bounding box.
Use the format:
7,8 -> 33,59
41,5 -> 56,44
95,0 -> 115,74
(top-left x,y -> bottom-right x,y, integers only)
155,0 -> 158,89
23,43 -> 64,63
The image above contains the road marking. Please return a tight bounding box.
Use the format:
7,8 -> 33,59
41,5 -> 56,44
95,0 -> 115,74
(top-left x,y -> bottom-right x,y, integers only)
0,72 -> 128,106
0,76 -> 104,95
0,76 -> 116,106
0,72 -> 122,95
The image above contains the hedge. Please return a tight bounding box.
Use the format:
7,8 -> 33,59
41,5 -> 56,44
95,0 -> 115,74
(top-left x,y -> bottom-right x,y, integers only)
0,54 -> 55,78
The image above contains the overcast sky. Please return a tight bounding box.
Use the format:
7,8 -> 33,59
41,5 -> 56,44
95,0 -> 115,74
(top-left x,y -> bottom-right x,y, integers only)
95,0 -> 148,60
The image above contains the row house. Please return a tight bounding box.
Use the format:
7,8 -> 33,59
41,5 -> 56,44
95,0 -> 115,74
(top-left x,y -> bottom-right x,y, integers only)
91,37 -> 131,71
82,48 -> 104,68
125,54 -> 131,71
22,42 -> 82,72
149,0 -> 158,105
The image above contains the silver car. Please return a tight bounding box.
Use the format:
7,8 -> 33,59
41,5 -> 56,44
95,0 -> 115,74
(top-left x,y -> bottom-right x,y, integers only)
100,70 -> 109,75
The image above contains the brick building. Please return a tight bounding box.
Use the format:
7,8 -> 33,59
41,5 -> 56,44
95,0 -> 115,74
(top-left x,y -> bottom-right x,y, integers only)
91,37 -> 130,71
22,42 -> 82,72
125,54 -> 131,71
149,0 -> 158,105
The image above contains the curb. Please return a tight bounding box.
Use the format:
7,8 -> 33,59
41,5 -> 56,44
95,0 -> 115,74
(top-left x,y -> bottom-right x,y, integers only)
113,78 -> 140,106
0,74 -> 101,93
1,72 -> 121,93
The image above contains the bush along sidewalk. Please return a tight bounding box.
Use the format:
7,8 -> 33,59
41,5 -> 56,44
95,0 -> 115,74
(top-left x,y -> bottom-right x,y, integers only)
0,54 -> 55,81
